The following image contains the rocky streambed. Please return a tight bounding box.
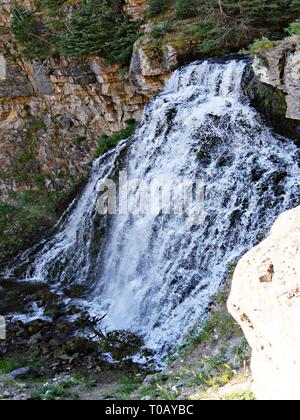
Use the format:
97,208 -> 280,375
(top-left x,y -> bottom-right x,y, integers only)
0,277 -> 153,391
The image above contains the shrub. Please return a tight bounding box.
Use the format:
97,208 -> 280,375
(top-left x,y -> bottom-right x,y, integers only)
59,0 -> 141,66
242,37 -> 277,55
40,0 -> 66,8
285,21 -> 300,36
147,0 -> 169,18
11,4 -> 55,60
181,0 -> 300,56
149,22 -> 173,39
94,120 -> 138,159
175,0 -> 201,19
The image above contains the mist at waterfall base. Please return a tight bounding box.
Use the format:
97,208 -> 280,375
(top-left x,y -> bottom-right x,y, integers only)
4,59 -> 300,362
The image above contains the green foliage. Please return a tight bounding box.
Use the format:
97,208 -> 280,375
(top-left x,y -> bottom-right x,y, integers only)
189,311 -> 241,348
104,15 -> 142,65
0,358 -> 20,374
31,379 -> 80,400
175,0 -> 201,19
233,339 -> 251,367
149,22 -> 173,39
40,0 -> 66,8
11,4 -> 55,60
285,21 -> 300,35
224,391 -> 256,400
242,37 -> 278,55
94,119 -> 137,159
0,175 -> 87,267
100,330 -> 143,360
179,0 -> 300,56
0,355 -> 42,375
139,374 -> 177,400
115,375 -> 145,399
74,135 -> 87,144
59,0 -> 141,66
147,0 -> 169,18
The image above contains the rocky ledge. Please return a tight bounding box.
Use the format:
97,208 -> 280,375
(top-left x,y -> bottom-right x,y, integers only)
243,37 -> 300,142
228,206 -> 300,400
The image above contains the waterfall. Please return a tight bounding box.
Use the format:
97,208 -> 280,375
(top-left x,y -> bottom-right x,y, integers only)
5,59 -> 300,358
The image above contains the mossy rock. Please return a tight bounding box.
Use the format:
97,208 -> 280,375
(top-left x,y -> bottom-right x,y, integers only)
63,336 -> 98,356
243,66 -> 300,143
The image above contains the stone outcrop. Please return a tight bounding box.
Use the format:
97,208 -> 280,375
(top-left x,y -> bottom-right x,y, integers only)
252,37 -> 300,120
0,0 -> 175,202
244,37 -> 300,142
228,206 -> 300,400
125,0 -> 148,21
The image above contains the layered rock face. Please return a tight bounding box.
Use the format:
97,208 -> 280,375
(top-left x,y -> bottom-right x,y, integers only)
0,0 -> 172,200
228,206 -> 300,400
253,37 -> 300,120
245,37 -> 300,141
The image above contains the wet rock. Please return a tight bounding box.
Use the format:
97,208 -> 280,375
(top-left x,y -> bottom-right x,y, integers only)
63,337 -> 98,356
0,278 -> 58,315
9,367 -> 40,380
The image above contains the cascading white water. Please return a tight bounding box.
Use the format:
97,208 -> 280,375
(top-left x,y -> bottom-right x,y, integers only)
5,59 -> 300,358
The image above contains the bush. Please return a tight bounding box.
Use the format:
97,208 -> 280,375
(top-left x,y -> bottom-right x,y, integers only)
285,21 -> 300,36
242,37 -> 278,55
94,119 -> 138,159
180,0 -> 300,57
175,0 -> 201,19
40,0 -> 66,8
59,0 -> 141,66
149,22 -> 173,39
11,4 -> 55,60
147,0 -> 169,18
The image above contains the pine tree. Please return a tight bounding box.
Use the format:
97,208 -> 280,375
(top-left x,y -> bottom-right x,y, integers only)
190,0 -> 300,56
11,5 -> 55,60
147,0 -> 169,18
175,0 -> 202,19
59,0 -> 140,65
202,0 -> 300,32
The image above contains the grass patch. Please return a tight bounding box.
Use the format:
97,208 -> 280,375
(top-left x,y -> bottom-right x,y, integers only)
0,354 -> 43,375
103,374 -> 145,400
0,175 -> 87,267
94,119 -> 137,159
224,390 -> 256,400
31,380 -> 80,400
0,358 -> 21,374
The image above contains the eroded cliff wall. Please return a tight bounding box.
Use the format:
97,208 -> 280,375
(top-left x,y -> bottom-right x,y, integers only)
228,206 -> 300,400
0,0 -> 171,198
0,0 -> 176,263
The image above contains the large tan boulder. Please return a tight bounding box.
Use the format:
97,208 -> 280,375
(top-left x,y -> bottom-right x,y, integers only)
228,206 -> 300,400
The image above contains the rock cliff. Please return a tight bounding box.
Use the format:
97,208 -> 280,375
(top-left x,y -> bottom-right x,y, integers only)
0,0 -> 177,264
228,206 -> 300,400
0,0 -> 172,199
244,36 -> 300,142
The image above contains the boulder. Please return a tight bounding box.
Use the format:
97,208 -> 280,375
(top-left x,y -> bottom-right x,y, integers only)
228,206 -> 300,400
247,37 -> 300,141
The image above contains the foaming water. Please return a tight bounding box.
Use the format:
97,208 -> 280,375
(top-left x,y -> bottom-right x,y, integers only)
4,59 -> 300,358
